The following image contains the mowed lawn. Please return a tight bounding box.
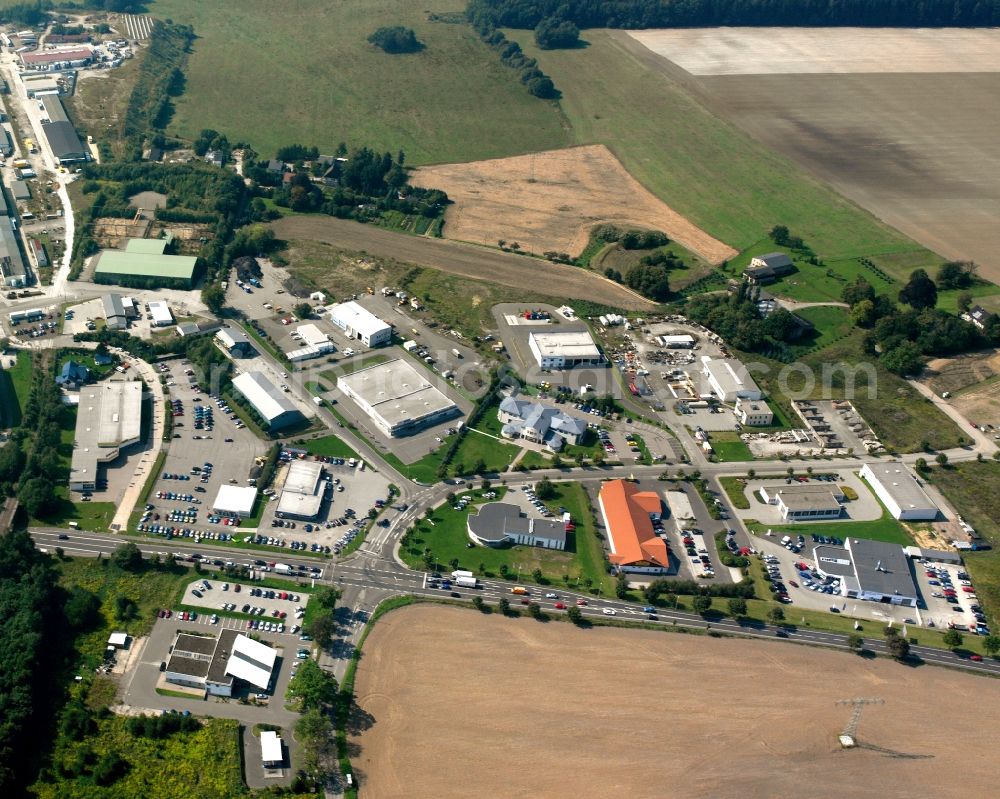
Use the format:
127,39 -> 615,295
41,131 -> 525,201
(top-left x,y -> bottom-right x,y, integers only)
519,30 -> 928,261
148,0 -> 568,163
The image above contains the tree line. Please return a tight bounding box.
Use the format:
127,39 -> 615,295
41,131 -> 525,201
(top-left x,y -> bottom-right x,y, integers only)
466,0 -> 1000,30
468,19 -> 559,99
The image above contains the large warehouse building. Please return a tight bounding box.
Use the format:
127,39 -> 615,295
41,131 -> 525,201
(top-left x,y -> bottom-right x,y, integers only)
527,330 -> 603,369
276,460 -> 327,520
232,371 -> 304,431
0,222 -> 27,288
328,301 -> 391,347
337,359 -> 460,437
212,485 -> 258,518
40,94 -> 88,164
94,238 -> 198,289
69,380 -> 143,492
760,484 -> 845,521
700,357 -> 764,402
598,480 -> 670,574
860,462 -> 938,521
814,538 -> 918,607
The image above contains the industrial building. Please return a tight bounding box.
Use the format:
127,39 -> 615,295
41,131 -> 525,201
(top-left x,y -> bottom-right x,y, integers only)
215,326 -> 253,357
147,300 -> 173,327
20,47 -> 92,70
466,502 -> 567,550
101,293 -> 128,330
212,485 -> 258,518
69,380 -> 143,492
0,222 -> 28,288
735,397 -> 774,426
164,629 -> 277,697
276,459 -> 327,520
287,322 -> 334,362
231,371 -> 304,431
860,462 -> 939,521
527,330 -> 603,369
598,480 -> 670,574
328,301 -> 391,347
813,538 -> 918,607
9,179 -> 30,201
497,396 -> 587,452
39,95 -> 88,163
700,356 -> 764,403
337,359 -> 460,437
94,238 -> 198,289
760,483 -> 845,521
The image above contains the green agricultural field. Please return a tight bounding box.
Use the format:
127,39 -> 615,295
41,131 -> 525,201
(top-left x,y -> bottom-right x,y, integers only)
519,30 -> 927,261
926,462 -> 1000,626
401,482 -> 612,593
149,0 -> 567,163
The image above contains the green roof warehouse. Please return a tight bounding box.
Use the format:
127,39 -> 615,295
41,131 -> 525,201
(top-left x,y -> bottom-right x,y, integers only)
94,238 -> 199,289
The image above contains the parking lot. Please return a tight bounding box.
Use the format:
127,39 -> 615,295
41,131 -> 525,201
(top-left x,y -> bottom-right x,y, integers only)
136,365 -> 270,540
914,561 -> 990,636
180,577 -> 310,635
256,452 -> 393,554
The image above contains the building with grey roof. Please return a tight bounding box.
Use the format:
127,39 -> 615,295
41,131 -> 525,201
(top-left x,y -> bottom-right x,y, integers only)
337,358 -> 459,437
814,538 -> 918,607
860,462 -> 938,520
0,223 -> 27,288
528,330 -> 603,369
760,483 -> 845,521
215,326 -> 252,356
276,459 -> 327,520
101,293 -> 128,329
165,628 -> 276,698
9,179 -> 29,201
744,252 -> 796,284
497,395 -> 587,452
467,502 -> 566,550
232,371 -> 303,431
69,380 -> 143,492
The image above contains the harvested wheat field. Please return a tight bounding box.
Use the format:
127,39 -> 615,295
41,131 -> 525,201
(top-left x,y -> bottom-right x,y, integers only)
925,350 -> 1000,429
350,605 -> 1000,799
411,144 -> 737,263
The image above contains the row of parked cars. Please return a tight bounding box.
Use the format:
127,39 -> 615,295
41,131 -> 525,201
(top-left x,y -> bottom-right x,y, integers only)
926,565 -> 991,636
763,554 -> 791,603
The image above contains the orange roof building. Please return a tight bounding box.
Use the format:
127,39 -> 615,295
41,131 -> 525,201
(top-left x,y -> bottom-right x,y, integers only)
598,480 -> 670,573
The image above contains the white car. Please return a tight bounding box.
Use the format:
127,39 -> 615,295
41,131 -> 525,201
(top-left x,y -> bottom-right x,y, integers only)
210,614 -> 218,624
602,608 -> 616,616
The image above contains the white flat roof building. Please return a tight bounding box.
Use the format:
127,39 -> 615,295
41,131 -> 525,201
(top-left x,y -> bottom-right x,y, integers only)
70,380 -> 143,492
147,300 -> 173,326
337,358 -> 460,437
212,485 -> 258,518
735,397 -> 774,426
329,301 -> 392,347
287,322 -> 335,362
295,323 -> 329,347
277,459 -> 326,520
528,330 -> 603,369
701,356 -> 763,402
659,334 -> 695,348
860,462 -> 938,520
225,633 -> 277,690
260,730 -> 283,768
232,371 -> 303,430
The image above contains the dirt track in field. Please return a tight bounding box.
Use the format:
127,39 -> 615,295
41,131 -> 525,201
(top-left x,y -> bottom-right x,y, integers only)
411,144 -> 737,263
349,605 -> 1000,799
269,215 -> 656,310
626,27 -> 1000,285
925,349 -> 1000,429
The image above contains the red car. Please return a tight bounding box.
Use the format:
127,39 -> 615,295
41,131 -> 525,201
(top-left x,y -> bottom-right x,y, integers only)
554,602 -> 567,610
576,599 -> 587,606
165,609 -> 172,619
969,654 -> 984,662
962,586 -> 975,593
520,598 -> 531,605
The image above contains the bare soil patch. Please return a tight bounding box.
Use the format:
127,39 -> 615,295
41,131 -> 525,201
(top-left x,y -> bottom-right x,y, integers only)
350,605 -> 1000,799
270,215 -> 655,310
925,349 -> 1000,429
411,144 -> 737,264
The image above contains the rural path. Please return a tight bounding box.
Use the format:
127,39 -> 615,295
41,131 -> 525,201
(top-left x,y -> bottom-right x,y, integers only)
777,300 -> 849,311
269,216 -> 657,311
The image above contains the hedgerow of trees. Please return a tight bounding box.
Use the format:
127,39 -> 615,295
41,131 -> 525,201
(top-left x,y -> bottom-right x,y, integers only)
469,20 -> 560,98
466,0 -> 1000,31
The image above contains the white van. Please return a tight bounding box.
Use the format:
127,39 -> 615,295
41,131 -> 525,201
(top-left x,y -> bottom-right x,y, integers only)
68,521 -> 80,529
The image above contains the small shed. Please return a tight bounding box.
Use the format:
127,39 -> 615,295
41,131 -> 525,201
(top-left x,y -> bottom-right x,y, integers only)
107,631 -> 128,648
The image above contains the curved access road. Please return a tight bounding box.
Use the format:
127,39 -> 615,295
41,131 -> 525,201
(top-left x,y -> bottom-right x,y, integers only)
270,215 -> 657,311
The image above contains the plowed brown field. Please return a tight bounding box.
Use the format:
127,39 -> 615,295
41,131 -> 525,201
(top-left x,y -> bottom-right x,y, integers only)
349,605 -> 1000,799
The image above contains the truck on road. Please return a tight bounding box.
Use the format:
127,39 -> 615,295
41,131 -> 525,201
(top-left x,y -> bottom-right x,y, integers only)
511,586 -> 529,595
274,563 -> 292,575
455,576 -> 478,589
450,569 -> 474,580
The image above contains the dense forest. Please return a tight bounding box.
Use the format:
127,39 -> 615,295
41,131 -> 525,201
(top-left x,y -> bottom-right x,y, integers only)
467,0 -> 1000,29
